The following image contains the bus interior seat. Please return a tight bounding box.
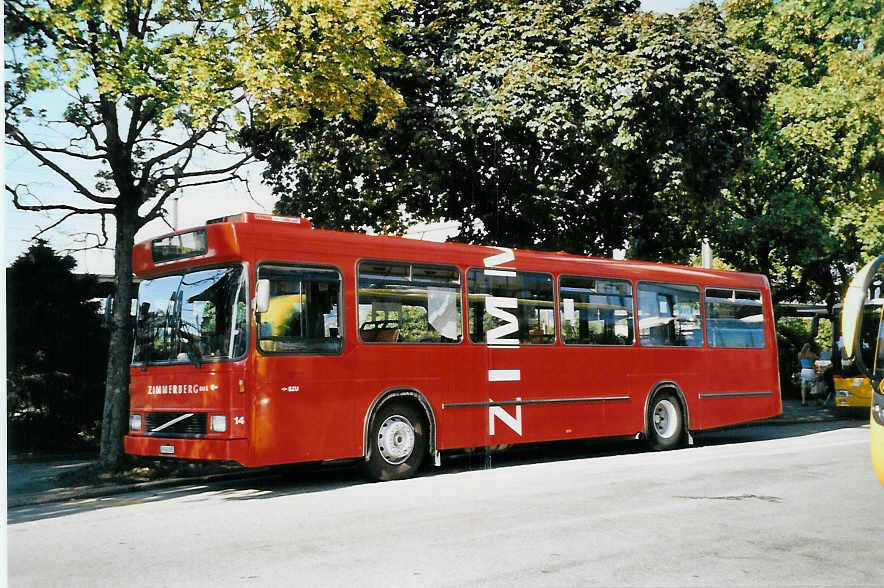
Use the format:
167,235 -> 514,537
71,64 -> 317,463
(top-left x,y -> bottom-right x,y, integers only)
359,320 -> 400,343
374,328 -> 400,342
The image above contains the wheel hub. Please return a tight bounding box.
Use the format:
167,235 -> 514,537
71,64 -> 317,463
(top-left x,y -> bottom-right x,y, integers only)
377,415 -> 415,465
653,399 -> 678,439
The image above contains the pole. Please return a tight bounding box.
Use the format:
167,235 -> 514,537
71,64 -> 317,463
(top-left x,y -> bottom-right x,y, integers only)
171,195 -> 179,231
702,239 -> 712,269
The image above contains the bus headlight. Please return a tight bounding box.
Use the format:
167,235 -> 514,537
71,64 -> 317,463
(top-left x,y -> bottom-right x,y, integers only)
129,414 -> 142,431
210,415 -> 227,433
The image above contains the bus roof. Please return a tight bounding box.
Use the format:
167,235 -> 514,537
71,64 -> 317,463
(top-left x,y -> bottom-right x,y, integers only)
132,212 -> 769,289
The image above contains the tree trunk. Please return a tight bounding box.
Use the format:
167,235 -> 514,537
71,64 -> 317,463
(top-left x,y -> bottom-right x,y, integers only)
99,209 -> 138,470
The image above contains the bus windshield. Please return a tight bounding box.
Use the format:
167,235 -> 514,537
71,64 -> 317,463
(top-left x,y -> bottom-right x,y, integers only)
836,300 -> 883,374
133,265 -> 248,366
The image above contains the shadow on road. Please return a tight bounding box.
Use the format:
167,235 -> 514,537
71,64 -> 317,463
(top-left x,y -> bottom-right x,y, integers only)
9,415 -> 868,525
692,417 -> 866,446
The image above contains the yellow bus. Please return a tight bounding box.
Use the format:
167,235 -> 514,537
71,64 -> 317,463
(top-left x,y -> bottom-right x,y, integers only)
832,301 -> 881,410
840,254 -> 884,485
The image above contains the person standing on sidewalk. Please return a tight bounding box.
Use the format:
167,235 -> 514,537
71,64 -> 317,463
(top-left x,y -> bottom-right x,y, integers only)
798,343 -> 817,406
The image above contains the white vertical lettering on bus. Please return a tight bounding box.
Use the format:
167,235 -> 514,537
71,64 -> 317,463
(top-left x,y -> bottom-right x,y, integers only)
489,398 -> 522,436
485,296 -> 519,347
484,246 -> 522,436
483,247 -> 515,276
488,370 -> 521,382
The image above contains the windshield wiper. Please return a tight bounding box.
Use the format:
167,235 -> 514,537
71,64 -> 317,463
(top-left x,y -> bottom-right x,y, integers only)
177,329 -> 203,369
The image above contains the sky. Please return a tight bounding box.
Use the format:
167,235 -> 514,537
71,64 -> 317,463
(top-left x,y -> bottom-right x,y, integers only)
3,0 -> 698,276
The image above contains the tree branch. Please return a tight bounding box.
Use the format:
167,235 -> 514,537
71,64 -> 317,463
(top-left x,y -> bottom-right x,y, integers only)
31,211 -> 105,243
141,117 -> 219,176
139,93 -> 247,182
139,1 -> 155,38
177,173 -> 246,191
155,154 -> 253,183
4,139 -> 107,160
7,184 -> 115,216
5,1 -> 91,52
6,126 -> 117,205
60,217 -> 111,252
139,185 -> 177,228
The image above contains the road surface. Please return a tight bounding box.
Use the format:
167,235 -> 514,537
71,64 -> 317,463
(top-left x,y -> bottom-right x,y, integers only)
8,421 -> 883,587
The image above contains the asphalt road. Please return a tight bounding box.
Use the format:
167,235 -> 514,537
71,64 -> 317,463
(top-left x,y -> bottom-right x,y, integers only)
8,421 -> 883,587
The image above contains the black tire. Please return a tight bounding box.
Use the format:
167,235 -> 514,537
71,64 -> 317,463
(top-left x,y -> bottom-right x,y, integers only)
363,401 -> 427,481
647,391 -> 685,451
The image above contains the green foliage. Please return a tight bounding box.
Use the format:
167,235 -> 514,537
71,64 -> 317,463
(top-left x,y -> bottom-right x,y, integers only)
399,305 -> 428,342
720,0 -> 884,305
778,316 -> 832,354
246,0 -> 765,262
6,242 -> 109,451
6,0 -> 408,132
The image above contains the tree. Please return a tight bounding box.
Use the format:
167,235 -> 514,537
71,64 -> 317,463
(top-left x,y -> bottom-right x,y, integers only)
5,0 -> 408,468
6,242 -> 109,450
246,0 -> 767,262
720,0 -> 884,305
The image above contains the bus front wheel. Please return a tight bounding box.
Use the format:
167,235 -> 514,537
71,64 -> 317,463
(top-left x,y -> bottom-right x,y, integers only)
364,401 -> 427,481
648,392 -> 685,451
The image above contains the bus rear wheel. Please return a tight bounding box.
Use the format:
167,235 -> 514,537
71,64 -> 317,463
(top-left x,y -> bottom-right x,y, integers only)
648,392 -> 685,451
364,401 -> 427,481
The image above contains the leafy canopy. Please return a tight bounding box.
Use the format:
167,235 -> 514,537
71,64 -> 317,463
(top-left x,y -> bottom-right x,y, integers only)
720,0 -> 884,304
7,0 -> 408,131
247,0 -> 767,262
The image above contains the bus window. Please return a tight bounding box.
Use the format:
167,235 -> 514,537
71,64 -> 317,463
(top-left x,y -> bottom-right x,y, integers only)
177,268 -> 247,359
873,305 -> 884,381
705,288 -> 765,349
257,265 -> 342,354
638,282 -> 703,347
133,266 -> 247,364
559,276 -> 634,345
357,261 -> 462,343
134,274 -> 182,363
468,269 -> 555,345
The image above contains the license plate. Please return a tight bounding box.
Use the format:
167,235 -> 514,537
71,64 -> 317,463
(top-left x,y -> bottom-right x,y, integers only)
160,445 -> 175,455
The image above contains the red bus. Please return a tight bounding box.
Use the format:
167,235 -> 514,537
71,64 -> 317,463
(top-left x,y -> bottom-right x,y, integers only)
125,212 -> 781,480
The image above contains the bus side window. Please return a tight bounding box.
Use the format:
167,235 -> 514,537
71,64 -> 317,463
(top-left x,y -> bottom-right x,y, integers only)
256,265 -> 343,354
357,261 -> 462,344
637,282 -> 703,347
559,275 -> 634,346
467,269 -> 555,345
705,288 -> 765,349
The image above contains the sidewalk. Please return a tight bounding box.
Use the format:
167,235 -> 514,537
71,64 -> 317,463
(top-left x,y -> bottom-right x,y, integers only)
765,397 -> 850,425
6,398 -> 859,509
6,456 -> 261,509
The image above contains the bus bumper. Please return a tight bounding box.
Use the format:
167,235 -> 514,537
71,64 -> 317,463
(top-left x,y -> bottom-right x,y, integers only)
834,378 -> 873,408
125,435 -> 250,465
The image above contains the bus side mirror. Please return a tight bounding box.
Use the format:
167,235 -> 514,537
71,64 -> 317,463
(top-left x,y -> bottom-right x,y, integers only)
841,255 -> 884,362
255,279 -> 271,314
